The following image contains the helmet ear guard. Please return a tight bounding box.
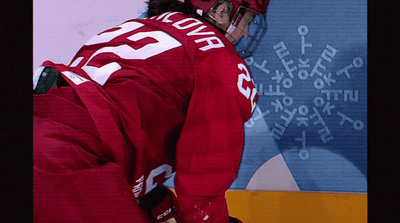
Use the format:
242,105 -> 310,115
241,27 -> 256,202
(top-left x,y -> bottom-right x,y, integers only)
203,0 -> 234,27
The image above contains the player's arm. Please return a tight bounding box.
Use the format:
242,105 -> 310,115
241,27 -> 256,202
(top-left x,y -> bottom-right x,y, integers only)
174,51 -> 256,222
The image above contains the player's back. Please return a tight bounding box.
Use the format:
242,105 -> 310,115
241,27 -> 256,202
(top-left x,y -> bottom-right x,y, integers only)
60,11 -> 241,197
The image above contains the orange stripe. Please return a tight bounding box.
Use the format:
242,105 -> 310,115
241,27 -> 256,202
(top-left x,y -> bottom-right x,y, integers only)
226,190 -> 367,223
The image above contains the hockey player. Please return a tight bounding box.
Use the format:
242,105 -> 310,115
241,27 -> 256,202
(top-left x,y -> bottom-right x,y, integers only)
33,0 -> 269,222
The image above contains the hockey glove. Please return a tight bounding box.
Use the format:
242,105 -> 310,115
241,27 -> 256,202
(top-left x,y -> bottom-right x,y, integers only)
138,185 -> 179,223
229,216 -> 243,223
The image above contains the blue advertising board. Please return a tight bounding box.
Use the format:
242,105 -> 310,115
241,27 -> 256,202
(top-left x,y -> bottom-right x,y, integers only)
231,0 -> 367,192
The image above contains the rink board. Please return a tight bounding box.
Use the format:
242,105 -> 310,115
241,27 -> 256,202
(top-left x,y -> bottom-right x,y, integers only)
226,190 -> 367,223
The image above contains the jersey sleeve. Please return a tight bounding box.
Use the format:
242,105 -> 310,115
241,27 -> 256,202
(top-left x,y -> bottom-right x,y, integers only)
174,50 -> 257,222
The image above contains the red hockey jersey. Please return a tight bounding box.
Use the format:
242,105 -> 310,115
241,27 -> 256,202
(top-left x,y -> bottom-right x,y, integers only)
37,12 -> 257,222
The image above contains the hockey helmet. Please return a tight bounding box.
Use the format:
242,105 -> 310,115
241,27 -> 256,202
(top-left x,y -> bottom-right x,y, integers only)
188,0 -> 270,58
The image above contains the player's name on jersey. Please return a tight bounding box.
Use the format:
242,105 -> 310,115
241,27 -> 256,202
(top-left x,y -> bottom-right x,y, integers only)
147,12 -> 225,52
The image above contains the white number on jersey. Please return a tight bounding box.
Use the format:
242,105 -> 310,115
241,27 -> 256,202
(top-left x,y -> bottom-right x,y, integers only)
237,63 -> 257,112
71,21 -> 182,85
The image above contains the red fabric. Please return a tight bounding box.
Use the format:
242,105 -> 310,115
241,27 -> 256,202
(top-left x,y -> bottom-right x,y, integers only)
33,89 -> 149,222
34,12 -> 255,222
